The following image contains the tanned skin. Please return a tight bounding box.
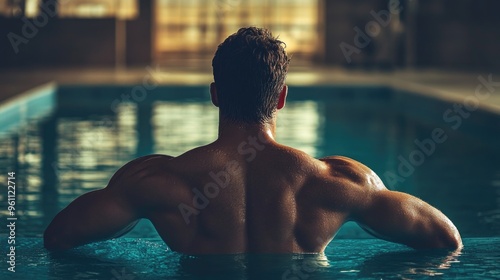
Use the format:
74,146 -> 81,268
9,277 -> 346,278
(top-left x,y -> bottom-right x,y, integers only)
44,85 -> 462,254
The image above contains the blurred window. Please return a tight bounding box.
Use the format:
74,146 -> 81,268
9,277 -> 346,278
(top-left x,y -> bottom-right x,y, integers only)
0,0 -> 25,17
155,0 -> 319,63
0,0 -> 137,18
59,0 -> 137,19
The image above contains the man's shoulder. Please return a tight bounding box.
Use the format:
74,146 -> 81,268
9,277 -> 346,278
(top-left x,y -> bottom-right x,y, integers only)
107,154 -> 176,188
121,154 -> 174,173
317,155 -> 386,191
318,155 -> 364,175
319,155 -> 359,165
269,147 -> 372,185
106,154 -> 191,207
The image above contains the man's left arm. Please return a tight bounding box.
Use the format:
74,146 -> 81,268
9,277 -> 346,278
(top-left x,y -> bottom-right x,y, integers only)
43,186 -> 140,251
43,155 -> 169,251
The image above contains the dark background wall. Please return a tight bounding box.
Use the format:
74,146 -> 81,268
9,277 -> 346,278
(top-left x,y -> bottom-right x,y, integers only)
0,0 -> 151,68
323,0 -> 395,67
415,0 -> 500,71
0,18 -> 116,67
1,0 -> 499,71
323,0 -> 500,71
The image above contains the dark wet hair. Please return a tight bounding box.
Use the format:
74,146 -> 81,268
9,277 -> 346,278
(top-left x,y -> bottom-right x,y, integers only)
212,27 -> 290,124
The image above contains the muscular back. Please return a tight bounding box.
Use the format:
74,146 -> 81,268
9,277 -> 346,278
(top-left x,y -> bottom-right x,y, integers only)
126,141 -> 369,254
44,139 -> 462,253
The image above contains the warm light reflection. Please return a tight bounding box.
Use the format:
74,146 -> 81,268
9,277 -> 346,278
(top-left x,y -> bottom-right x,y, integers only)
0,0 -> 22,17
3,0 -> 139,18
276,101 -> 323,156
0,86 -> 498,242
56,103 -> 137,199
24,0 -> 39,17
58,0 -> 137,18
153,101 -> 218,156
404,249 -> 462,277
152,100 -> 323,157
0,119 -> 44,236
155,0 -> 319,62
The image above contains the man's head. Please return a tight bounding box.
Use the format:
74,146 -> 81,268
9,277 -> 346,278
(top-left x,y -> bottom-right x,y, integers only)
211,27 -> 290,124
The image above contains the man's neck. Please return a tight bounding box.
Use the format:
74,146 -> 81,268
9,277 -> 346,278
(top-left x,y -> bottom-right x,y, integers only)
216,118 -> 277,144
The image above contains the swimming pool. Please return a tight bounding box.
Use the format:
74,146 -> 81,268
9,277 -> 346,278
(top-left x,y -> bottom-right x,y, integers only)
3,237 -> 500,279
0,84 -> 499,279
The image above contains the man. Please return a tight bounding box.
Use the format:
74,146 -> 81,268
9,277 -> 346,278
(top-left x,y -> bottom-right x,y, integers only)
44,27 -> 462,254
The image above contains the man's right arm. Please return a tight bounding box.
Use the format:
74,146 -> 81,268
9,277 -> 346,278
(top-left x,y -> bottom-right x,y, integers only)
352,189 -> 462,249
320,156 -> 462,250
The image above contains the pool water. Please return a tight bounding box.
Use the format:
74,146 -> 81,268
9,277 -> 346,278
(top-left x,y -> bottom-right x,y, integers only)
0,85 -> 499,279
1,237 -> 499,279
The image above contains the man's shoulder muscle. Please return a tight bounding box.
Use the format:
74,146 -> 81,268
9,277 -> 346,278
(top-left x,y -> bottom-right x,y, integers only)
318,155 -> 386,192
105,154 -> 186,213
107,154 -> 174,188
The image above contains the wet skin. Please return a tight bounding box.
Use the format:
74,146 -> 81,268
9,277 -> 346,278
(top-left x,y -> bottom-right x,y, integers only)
44,85 -> 462,254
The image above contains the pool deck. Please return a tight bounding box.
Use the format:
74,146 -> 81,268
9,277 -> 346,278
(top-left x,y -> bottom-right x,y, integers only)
1,67 -> 500,115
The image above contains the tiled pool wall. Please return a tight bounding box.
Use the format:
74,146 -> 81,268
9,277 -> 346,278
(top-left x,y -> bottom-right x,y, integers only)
0,83 -> 57,134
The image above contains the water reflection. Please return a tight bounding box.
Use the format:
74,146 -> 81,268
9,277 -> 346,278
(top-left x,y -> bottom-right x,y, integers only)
152,100 -> 323,156
0,87 -> 499,239
8,237 -> 499,279
177,253 -> 331,279
153,101 -> 218,156
357,249 -> 462,278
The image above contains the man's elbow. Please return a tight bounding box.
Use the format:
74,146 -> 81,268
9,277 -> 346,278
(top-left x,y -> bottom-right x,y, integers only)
436,220 -> 463,249
422,226 -> 463,250
439,228 -> 463,249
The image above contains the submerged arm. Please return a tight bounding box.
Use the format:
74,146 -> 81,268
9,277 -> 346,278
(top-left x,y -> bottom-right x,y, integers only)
43,187 -> 139,251
321,156 -> 462,250
353,190 -> 462,249
43,155 -> 171,251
